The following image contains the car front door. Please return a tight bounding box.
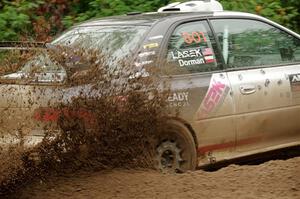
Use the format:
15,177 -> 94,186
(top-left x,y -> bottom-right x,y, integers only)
159,19 -> 236,165
211,18 -> 300,152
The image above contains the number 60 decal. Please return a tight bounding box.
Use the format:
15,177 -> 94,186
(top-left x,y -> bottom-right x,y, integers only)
181,31 -> 207,44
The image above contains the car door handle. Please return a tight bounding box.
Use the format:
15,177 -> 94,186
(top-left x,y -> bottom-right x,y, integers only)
240,85 -> 256,95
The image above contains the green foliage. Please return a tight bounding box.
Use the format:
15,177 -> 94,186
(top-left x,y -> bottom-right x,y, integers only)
0,0 -> 43,41
62,0 -> 176,28
281,0 -> 300,33
0,0 -> 299,41
220,0 -> 299,32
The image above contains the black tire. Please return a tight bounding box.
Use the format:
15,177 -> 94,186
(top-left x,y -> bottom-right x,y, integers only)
155,120 -> 197,172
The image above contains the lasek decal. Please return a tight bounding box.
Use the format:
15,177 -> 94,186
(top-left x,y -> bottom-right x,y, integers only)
289,73 -> 300,92
196,74 -> 230,119
171,48 -> 203,60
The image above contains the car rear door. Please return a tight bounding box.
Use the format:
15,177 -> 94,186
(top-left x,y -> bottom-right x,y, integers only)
0,84 -> 23,146
210,18 -> 300,152
0,49 -> 24,146
0,48 -> 70,148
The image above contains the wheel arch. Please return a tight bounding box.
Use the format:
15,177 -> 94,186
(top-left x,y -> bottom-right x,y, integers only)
163,116 -> 198,149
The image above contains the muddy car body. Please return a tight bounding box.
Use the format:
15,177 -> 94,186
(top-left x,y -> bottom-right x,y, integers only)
1,1 -> 300,171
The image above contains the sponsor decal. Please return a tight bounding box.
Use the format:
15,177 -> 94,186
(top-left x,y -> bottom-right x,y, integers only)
129,68 -> 150,79
204,56 -> 214,63
143,43 -> 159,49
181,31 -> 207,44
171,47 -> 215,67
178,58 -> 205,67
167,92 -> 190,107
197,74 -> 230,119
171,48 -> 203,60
138,51 -> 156,58
148,35 -> 164,40
33,107 -> 95,124
202,48 -> 215,63
202,47 -> 213,56
134,60 -> 154,67
289,73 -> 300,92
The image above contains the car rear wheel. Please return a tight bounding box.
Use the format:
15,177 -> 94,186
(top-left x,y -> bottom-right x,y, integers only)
155,121 -> 197,173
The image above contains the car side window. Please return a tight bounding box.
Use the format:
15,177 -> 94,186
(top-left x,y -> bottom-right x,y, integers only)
0,50 -> 66,83
164,20 -> 219,75
211,19 -> 300,68
22,52 -> 66,83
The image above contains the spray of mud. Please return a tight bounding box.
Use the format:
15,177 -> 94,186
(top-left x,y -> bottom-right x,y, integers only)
0,45 -> 169,194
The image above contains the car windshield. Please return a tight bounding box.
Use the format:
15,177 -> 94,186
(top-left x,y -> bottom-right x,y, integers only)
51,25 -> 149,62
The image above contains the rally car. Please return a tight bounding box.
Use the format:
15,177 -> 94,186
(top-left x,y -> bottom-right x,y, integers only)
1,0 -> 300,171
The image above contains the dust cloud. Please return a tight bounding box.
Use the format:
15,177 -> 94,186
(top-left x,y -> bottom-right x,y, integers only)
0,46 -> 168,194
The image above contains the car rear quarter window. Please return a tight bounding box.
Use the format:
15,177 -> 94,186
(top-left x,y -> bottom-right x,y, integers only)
163,20 -> 220,75
52,26 -> 150,64
211,19 -> 300,68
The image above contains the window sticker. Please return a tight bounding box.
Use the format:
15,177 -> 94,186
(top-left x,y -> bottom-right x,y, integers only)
165,21 -> 219,74
202,48 -> 215,63
143,43 -> 159,49
129,68 -> 150,79
138,51 -> 156,58
171,48 -> 203,59
178,59 -> 205,67
148,35 -> 164,40
171,48 -> 205,67
134,60 -> 153,67
171,47 -> 215,67
181,31 -> 207,44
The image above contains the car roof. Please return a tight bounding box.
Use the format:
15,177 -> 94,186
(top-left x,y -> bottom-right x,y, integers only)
75,11 -> 270,27
73,11 -> 300,39
76,12 -> 215,27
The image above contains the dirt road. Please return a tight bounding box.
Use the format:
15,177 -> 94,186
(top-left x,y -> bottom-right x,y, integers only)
8,156 -> 300,199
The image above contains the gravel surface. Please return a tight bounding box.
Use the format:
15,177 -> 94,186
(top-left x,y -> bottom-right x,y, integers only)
8,156 -> 300,199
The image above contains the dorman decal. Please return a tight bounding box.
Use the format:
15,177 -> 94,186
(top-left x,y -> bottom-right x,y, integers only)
196,74 -> 230,119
